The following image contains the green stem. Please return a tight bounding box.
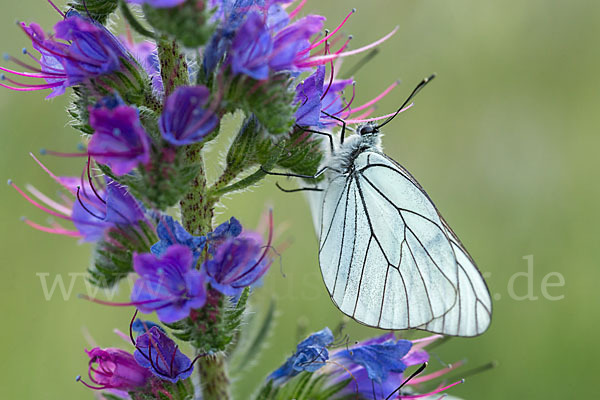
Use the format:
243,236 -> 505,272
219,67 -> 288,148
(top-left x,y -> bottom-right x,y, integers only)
196,354 -> 231,399
180,143 -> 212,236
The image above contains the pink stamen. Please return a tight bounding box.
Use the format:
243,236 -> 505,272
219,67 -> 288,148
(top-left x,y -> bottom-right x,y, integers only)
0,82 -> 62,91
9,180 -> 72,221
22,218 -> 81,237
0,75 -> 60,88
30,153 -> 75,194
350,107 -> 376,120
300,8 -> 356,55
332,82 -> 356,116
351,80 -> 399,113
25,184 -> 71,215
320,42 -> 335,100
401,380 -> 464,399
410,361 -> 464,385
0,66 -> 64,78
301,26 -> 399,67
76,376 -> 107,390
288,0 -> 307,19
80,294 -> 171,307
47,0 -> 66,18
411,334 -> 444,350
344,103 -> 413,124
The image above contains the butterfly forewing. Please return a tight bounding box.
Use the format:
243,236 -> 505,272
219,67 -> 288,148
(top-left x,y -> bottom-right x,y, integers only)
319,151 -> 462,330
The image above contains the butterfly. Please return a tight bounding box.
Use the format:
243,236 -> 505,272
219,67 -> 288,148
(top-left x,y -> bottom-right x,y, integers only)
291,75 -> 492,337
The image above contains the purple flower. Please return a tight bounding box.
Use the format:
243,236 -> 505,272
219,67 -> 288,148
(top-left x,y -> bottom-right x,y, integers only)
126,0 -> 186,8
88,102 -> 151,176
159,86 -> 219,146
268,328 -> 334,384
268,14 -> 325,72
1,11 -> 132,97
202,230 -> 272,296
10,156 -> 145,242
134,326 -> 194,383
230,12 -> 273,80
294,65 -> 325,126
78,347 -> 152,391
131,245 -> 207,323
53,11 -> 130,85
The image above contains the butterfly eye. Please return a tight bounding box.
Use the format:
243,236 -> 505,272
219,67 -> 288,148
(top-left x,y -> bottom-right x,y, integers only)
359,125 -> 374,136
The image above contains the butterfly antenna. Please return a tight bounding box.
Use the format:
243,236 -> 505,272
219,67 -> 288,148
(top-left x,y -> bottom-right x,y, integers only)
385,362 -> 428,400
375,74 -> 436,130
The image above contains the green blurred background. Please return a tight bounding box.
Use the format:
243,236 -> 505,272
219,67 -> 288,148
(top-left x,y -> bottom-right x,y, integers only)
1,0 -> 598,398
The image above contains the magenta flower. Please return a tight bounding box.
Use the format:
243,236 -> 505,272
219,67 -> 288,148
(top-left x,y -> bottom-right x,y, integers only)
88,101 -> 151,176
159,85 -> 219,146
77,347 -> 152,391
131,245 -> 207,323
134,326 -> 194,383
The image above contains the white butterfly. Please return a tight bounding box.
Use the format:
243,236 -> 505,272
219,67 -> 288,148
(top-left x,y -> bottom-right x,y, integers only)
301,76 -> 492,336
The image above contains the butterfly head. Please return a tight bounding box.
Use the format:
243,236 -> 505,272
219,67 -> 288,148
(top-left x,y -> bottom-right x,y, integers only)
357,123 -> 380,137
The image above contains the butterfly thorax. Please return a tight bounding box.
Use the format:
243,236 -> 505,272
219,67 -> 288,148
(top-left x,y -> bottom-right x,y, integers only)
328,124 -> 383,174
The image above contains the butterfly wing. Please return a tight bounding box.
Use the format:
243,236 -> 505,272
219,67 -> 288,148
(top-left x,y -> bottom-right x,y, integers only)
319,151 -> 461,330
419,218 -> 492,336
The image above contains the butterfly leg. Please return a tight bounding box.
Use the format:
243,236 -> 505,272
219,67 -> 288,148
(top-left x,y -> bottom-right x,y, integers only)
296,124 -> 335,153
321,111 -> 346,145
260,166 -> 329,179
275,182 -> 324,193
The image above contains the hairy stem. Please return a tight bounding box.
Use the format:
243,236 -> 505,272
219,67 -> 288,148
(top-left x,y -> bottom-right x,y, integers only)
156,39 -> 231,400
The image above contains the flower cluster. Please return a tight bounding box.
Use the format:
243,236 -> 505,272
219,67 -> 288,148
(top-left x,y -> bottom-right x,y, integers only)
266,330 -> 467,400
4,0 -> 487,399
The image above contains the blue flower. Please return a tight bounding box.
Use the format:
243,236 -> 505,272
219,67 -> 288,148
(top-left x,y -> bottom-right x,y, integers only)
159,85 -> 219,146
268,328 -> 334,384
207,216 -> 242,246
202,231 -> 272,296
88,101 -> 151,176
328,334 -> 450,400
131,319 -> 165,336
134,326 -> 194,383
334,336 -> 412,383
151,215 -> 207,262
131,245 -> 207,323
